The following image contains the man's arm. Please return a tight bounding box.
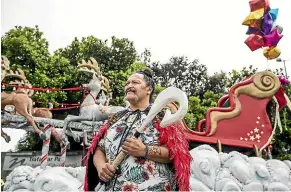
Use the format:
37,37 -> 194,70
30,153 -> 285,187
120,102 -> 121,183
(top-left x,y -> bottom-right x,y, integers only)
93,147 -> 107,171
122,138 -> 171,163
145,145 -> 171,163
93,147 -> 116,182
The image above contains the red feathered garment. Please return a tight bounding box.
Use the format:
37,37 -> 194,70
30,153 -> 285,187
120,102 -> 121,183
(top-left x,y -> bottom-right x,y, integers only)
275,86 -> 288,111
83,120 -> 192,191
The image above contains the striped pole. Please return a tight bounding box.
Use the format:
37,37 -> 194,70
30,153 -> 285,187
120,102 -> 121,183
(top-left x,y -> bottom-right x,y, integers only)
51,128 -> 67,167
60,146 -> 67,167
40,124 -> 52,169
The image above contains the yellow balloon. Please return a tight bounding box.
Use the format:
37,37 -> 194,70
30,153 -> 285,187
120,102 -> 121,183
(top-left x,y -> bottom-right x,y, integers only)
242,8 -> 264,26
263,47 -> 281,60
263,48 -> 269,58
268,47 -> 281,60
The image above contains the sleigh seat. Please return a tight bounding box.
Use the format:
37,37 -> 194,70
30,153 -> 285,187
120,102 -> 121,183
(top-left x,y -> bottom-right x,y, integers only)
168,71 -> 282,152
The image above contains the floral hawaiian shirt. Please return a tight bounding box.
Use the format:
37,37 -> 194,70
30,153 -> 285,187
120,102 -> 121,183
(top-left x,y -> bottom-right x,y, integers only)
98,108 -> 176,191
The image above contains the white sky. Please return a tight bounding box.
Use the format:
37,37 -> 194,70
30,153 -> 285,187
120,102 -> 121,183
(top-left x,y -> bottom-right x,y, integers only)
1,0 -> 291,151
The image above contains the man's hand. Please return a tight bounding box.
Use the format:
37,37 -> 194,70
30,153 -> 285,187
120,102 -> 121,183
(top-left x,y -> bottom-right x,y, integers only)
97,163 -> 116,182
122,137 -> 146,157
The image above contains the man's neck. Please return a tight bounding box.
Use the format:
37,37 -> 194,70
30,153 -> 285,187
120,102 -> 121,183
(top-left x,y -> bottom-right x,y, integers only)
129,101 -> 150,111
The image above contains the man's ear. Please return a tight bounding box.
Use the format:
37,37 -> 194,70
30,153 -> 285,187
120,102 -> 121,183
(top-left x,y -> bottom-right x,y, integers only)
147,87 -> 152,95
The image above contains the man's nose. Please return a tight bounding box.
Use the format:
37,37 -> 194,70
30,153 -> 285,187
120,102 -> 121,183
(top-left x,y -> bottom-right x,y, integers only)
126,83 -> 134,88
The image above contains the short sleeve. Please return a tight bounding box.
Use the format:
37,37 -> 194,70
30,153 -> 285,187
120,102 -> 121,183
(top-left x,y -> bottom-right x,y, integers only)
98,138 -> 105,152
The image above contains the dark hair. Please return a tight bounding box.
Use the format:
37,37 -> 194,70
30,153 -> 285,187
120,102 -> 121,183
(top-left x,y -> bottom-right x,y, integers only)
135,68 -> 155,103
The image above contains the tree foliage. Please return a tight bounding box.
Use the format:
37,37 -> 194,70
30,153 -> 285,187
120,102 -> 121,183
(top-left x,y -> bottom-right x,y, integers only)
1,26 -> 76,113
54,36 -> 138,105
205,71 -> 228,94
150,56 -> 208,97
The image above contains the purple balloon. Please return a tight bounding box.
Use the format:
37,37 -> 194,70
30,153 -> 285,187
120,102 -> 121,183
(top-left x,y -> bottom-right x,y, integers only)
262,12 -> 273,35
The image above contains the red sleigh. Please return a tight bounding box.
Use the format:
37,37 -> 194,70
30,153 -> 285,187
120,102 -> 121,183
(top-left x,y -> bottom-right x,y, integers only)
169,71 -> 288,152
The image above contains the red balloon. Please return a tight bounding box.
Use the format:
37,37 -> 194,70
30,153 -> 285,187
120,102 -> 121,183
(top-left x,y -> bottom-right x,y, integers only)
249,0 -> 270,12
245,34 -> 264,51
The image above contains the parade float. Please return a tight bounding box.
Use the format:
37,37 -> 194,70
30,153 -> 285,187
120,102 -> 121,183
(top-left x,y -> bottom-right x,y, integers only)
1,54 -> 291,191
1,1 -> 291,190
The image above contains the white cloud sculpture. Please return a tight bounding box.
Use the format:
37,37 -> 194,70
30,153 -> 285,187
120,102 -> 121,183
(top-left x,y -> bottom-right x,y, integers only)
3,145 -> 291,191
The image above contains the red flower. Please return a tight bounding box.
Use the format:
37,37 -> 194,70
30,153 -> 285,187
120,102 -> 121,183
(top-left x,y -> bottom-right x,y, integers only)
143,161 -> 156,175
116,127 -> 123,133
141,171 -> 149,180
122,182 -> 139,191
164,183 -> 171,191
135,158 -> 145,165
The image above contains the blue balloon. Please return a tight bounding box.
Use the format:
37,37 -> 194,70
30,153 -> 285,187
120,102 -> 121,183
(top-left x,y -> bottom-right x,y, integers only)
269,8 -> 279,22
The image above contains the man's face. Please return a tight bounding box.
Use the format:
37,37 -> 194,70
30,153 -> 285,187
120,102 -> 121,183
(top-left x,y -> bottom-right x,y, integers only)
124,73 -> 150,104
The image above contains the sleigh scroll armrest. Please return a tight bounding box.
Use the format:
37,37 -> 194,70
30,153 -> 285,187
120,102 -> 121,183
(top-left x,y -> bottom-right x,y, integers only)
197,119 -> 207,133
217,95 -> 229,108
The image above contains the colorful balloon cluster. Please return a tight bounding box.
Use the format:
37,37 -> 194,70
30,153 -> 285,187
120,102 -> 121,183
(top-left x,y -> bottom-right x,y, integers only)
242,0 -> 284,60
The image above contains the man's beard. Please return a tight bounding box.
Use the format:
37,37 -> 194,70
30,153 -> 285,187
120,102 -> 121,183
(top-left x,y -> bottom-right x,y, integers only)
124,93 -> 139,104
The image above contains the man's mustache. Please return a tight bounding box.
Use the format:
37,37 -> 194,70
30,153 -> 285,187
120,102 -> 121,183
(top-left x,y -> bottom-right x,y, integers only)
125,87 -> 136,93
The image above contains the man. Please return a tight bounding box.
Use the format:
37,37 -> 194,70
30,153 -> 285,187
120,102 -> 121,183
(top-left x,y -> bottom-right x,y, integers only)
84,69 -> 191,191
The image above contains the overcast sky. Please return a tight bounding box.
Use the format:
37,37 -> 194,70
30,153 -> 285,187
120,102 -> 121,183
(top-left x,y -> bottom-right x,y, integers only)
1,0 -> 291,151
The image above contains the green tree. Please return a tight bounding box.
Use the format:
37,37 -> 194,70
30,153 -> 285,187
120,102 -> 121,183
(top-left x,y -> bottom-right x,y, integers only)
184,91 -> 222,130
138,48 -> 152,67
150,56 -> 208,97
55,36 -> 137,71
1,26 -> 50,74
1,26 -> 77,112
184,96 -> 204,129
1,26 -> 82,152
205,71 -> 228,94
54,36 -> 138,105
226,65 -> 258,88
